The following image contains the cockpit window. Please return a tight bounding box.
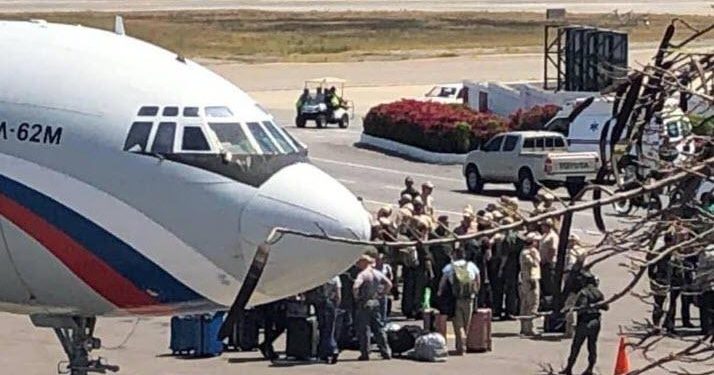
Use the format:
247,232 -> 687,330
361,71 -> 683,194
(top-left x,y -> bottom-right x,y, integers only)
282,129 -> 307,151
123,121 -> 152,152
208,122 -> 256,154
152,122 -> 176,154
247,122 -> 279,154
263,121 -> 296,153
183,107 -> 200,117
163,107 -> 179,117
138,106 -> 159,116
205,106 -> 233,118
182,126 -> 210,151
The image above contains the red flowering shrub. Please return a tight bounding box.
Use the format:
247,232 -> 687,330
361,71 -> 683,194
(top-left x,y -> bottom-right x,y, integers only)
508,104 -> 561,131
363,100 -> 509,153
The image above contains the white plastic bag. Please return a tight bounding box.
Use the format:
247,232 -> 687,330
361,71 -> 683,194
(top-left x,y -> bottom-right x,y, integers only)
411,333 -> 448,362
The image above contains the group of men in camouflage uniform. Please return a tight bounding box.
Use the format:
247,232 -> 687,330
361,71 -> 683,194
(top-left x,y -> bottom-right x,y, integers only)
370,176 -> 591,338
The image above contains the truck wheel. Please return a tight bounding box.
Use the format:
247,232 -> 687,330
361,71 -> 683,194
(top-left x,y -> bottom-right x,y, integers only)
338,114 -> 349,129
295,115 -> 306,128
516,169 -> 538,199
566,182 -> 586,199
316,114 -> 326,129
465,165 -> 484,193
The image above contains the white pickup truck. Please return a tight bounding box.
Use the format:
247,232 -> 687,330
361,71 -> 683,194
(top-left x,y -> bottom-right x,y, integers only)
463,131 -> 600,198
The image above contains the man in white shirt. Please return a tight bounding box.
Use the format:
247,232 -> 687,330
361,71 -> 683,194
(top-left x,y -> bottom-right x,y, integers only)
438,247 -> 480,355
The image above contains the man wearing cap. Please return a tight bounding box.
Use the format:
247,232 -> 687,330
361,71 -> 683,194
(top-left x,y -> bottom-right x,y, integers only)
473,212 -> 494,308
454,206 -> 477,236
539,219 -> 559,302
374,206 -> 396,239
401,216 -> 433,319
520,232 -> 542,336
395,193 -> 413,232
421,181 -> 435,218
560,272 -> 609,375
562,234 -> 588,338
412,197 -> 434,230
499,196 -> 521,218
401,176 -> 420,201
492,216 -> 523,320
430,215 -> 454,312
565,234 -> 587,272
353,254 -> 393,361
398,193 -> 413,208
536,192 -> 560,227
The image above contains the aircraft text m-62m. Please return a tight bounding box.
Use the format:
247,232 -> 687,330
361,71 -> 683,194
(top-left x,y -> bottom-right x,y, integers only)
0,121 -> 63,145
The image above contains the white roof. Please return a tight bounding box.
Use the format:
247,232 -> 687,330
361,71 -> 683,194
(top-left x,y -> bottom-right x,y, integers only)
501,131 -> 565,137
306,77 -> 346,84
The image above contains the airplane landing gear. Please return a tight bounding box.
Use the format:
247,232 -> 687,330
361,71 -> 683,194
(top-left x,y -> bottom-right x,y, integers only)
31,315 -> 119,375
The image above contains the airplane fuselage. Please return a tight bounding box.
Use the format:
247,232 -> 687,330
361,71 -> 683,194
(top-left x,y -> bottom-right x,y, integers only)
0,21 -> 370,317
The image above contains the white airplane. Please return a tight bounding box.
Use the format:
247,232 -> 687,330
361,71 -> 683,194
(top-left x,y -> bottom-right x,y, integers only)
0,19 -> 371,374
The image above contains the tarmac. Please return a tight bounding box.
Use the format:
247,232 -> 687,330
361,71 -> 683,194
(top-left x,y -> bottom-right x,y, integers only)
1,0 -> 713,14
0,49 -> 705,374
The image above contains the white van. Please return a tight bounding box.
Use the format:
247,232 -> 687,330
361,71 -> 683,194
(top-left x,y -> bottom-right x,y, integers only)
546,96 -> 695,180
544,96 -> 617,155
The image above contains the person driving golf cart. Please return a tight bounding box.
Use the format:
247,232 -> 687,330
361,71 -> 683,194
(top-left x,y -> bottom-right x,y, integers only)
295,77 -> 353,129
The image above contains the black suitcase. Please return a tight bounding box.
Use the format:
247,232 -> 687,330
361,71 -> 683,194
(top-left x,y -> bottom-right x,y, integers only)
227,309 -> 260,351
286,317 -> 318,360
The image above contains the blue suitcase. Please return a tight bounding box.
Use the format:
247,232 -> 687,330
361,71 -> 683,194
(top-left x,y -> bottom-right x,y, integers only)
170,312 -> 225,357
199,312 -> 225,357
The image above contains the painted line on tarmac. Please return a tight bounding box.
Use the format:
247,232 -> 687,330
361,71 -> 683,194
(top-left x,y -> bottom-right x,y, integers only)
384,185 -> 403,191
338,178 -> 356,185
311,157 -> 463,183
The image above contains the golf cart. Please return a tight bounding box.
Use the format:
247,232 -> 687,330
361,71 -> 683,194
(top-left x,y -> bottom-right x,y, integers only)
295,77 -> 354,129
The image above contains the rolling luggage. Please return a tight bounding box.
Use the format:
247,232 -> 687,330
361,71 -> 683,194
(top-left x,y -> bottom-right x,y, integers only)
170,312 -> 225,357
387,325 -> 424,355
170,316 -> 200,356
286,316 -> 318,360
422,309 -> 448,339
226,308 -> 260,351
466,308 -> 492,352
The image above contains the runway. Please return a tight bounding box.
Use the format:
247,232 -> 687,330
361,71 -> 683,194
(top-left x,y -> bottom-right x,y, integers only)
0,0 -> 712,14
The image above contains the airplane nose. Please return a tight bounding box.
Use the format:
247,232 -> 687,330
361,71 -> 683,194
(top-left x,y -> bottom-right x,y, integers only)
239,162 -> 371,304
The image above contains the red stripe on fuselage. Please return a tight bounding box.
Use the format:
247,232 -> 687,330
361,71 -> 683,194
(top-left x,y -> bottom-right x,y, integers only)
0,192 -> 161,310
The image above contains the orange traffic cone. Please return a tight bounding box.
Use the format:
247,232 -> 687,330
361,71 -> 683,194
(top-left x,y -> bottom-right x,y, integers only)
614,336 -> 631,375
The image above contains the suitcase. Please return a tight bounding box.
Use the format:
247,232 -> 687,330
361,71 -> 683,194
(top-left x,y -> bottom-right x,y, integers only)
199,312 -> 225,357
226,309 -> 260,351
170,312 -> 224,357
170,316 -> 201,356
466,308 -> 492,352
286,317 -> 318,360
422,309 -> 448,339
